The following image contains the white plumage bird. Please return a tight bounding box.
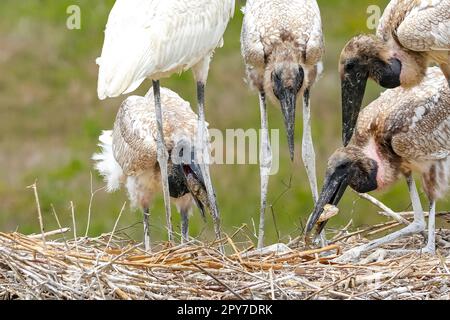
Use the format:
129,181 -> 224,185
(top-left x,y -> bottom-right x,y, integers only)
96,0 -> 235,242
241,0 -> 324,248
93,88 -> 215,250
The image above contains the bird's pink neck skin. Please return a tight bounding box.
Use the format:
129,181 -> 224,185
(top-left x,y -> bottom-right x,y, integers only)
362,138 -> 389,190
387,40 -> 426,88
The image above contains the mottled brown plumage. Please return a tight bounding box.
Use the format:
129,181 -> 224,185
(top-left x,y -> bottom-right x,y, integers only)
342,0 -> 450,87
351,67 -> 450,198
307,67 -> 450,261
241,0 -> 324,248
93,88 -> 213,250
112,88 -> 198,177
340,0 -> 450,146
241,0 -> 324,97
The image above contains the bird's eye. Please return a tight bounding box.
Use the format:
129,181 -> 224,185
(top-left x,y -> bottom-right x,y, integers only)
345,60 -> 356,71
337,162 -> 349,170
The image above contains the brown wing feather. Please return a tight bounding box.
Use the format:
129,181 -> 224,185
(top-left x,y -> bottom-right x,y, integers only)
390,69 -> 450,161
112,88 -> 198,175
397,0 -> 450,52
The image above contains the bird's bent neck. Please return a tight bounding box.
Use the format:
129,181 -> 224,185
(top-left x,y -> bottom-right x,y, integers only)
362,138 -> 394,190
387,39 -> 427,88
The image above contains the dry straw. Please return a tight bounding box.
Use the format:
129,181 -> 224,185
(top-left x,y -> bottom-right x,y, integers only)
0,218 -> 449,300
1,182 -> 449,300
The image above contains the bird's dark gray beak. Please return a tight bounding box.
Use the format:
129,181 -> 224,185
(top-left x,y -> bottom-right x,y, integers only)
182,158 -> 213,221
305,167 -> 349,236
341,70 -> 368,146
280,92 -> 297,161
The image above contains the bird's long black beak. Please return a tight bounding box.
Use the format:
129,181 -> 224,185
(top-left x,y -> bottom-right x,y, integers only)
280,91 -> 297,161
341,71 -> 368,146
182,159 -> 213,221
305,168 -> 349,236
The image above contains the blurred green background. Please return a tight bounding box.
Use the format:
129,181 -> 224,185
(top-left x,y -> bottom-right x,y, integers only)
1,0 -> 446,245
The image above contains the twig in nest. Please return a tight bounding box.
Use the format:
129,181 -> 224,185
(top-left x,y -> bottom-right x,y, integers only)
270,206 -> 281,243
192,262 -> 245,300
379,211 -> 450,220
85,172 -> 105,238
267,176 -> 293,241
105,202 -> 127,252
305,271 -> 357,300
105,278 -> 131,300
354,191 -> 409,225
330,220 -> 399,244
354,256 -> 418,298
269,268 -> 275,300
70,201 -> 78,254
28,228 -> 70,239
27,181 -> 46,250
51,204 -> 69,251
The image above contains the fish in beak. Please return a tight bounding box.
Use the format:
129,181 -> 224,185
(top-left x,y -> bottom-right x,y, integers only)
341,63 -> 369,146
305,162 -> 350,237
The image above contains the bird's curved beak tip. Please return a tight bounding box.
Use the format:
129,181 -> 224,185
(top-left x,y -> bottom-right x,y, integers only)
288,145 -> 295,162
305,170 -> 349,237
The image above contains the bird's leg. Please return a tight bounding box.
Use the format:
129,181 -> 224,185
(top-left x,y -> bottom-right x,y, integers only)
421,200 -> 436,254
143,208 -> 151,252
257,91 -> 272,249
180,208 -> 190,244
302,89 -> 326,246
334,175 -> 426,263
192,57 -> 222,250
152,80 -> 173,243
196,80 -> 222,246
302,89 -> 319,202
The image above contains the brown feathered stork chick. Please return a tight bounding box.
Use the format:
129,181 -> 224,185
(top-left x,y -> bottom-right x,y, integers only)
241,0 -> 324,248
93,88 -> 215,251
306,67 -> 450,262
340,0 -> 450,146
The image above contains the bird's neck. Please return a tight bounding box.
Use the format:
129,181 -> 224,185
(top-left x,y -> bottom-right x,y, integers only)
388,39 -> 427,88
362,138 -> 398,190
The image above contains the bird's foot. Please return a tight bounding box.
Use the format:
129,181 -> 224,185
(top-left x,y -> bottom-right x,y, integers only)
332,247 -> 364,264
419,245 -> 435,255
311,232 -> 328,248
360,249 -> 388,264
333,245 -> 410,264
359,249 -> 415,264
336,246 -> 438,264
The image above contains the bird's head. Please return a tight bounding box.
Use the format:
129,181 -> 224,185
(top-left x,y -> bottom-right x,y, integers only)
305,146 -> 378,236
265,50 -> 306,161
339,34 -> 404,145
168,146 -> 215,220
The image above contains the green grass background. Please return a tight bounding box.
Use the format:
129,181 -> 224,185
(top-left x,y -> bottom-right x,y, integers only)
1,0 -> 446,245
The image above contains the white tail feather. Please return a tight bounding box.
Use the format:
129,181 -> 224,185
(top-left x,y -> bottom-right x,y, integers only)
92,130 -> 124,192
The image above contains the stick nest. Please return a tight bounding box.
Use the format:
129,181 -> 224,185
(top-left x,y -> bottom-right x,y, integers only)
1,221 -> 449,300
